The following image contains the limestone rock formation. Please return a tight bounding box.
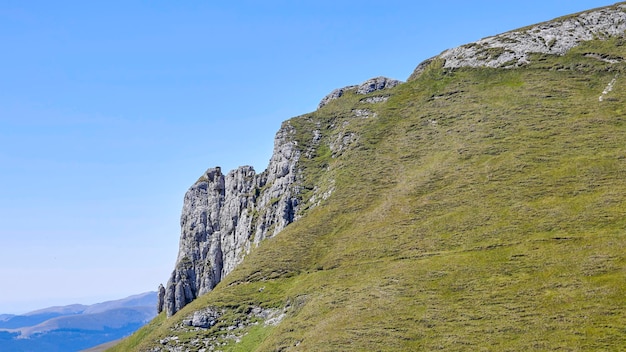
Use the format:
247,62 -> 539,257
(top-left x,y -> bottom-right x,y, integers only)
159,72 -> 408,318
317,85 -> 356,109
420,4 -> 626,71
182,308 -> 221,329
159,122 -> 301,316
356,76 -> 401,94
157,284 -> 165,314
318,76 -> 402,109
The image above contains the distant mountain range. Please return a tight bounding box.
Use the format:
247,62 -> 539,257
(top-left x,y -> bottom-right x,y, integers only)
0,292 -> 156,352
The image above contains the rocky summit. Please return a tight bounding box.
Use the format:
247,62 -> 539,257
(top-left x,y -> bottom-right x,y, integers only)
115,2 -> 626,351
440,4 -> 626,69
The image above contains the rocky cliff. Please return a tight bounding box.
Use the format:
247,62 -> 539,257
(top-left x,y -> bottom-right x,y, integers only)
158,122 -> 301,317
411,2 -> 626,77
158,76 -> 400,317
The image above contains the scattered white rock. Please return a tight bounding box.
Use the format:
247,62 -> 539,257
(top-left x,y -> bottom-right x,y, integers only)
599,74 -> 618,101
361,96 -> 389,103
353,109 -> 374,118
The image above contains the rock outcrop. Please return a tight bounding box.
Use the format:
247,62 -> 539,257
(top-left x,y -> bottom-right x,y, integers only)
414,3 -> 626,73
159,75 -> 399,317
159,122 -> 301,316
181,308 -> 221,329
318,76 -> 402,109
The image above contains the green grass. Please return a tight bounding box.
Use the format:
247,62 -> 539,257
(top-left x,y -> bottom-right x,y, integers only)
106,313 -> 167,352
110,35 -> 626,351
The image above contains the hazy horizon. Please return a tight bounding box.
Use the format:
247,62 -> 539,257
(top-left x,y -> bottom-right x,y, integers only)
0,291 -> 157,316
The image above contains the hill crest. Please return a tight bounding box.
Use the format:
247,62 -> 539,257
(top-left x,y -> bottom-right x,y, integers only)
114,2 -> 626,351
410,2 -> 626,79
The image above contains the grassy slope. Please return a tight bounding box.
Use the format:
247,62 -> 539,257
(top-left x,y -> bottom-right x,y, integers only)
111,37 -> 626,351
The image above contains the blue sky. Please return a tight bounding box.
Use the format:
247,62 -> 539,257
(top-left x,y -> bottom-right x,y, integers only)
0,1 -> 615,314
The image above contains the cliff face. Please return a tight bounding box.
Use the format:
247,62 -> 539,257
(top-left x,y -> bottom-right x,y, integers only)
158,77 -> 400,317
158,122 -> 301,317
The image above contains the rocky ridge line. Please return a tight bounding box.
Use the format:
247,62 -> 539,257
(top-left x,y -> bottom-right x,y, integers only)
412,3 -> 626,75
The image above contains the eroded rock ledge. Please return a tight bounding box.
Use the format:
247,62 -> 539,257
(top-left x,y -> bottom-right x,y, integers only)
318,76 -> 402,109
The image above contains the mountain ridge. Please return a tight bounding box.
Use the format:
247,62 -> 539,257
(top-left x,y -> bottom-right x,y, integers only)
112,2 -> 626,351
410,2 -> 626,77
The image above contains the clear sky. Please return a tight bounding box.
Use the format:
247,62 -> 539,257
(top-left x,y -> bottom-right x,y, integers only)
0,1 -> 616,314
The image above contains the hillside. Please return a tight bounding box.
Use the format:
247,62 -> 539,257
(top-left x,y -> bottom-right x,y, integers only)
111,3 -> 626,351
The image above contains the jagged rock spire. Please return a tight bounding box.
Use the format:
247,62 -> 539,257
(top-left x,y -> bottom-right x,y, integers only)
158,123 -> 301,316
